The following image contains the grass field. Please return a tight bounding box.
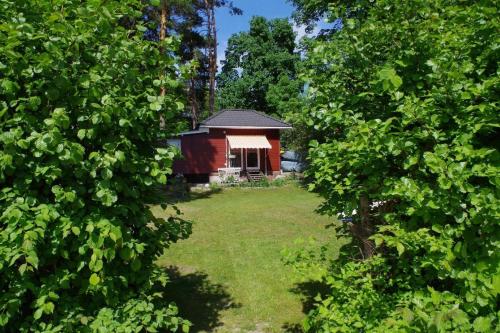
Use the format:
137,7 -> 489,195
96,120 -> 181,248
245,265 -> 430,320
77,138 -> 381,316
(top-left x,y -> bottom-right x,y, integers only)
152,183 -> 343,333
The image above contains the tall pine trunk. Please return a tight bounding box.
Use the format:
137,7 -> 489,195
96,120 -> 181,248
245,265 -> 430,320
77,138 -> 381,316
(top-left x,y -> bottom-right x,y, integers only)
209,4 -> 217,115
159,0 -> 168,129
204,0 -> 216,115
189,77 -> 199,129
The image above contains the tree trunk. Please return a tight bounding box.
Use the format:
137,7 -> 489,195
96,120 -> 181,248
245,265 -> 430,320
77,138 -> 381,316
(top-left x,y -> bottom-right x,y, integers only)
189,77 -> 199,129
349,194 -> 376,259
209,4 -> 217,115
204,0 -> 216,115
159,0 -> 168,129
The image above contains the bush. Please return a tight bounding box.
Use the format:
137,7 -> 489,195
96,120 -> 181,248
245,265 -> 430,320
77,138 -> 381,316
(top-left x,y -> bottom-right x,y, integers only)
237,178 -> 270,188
233,176 -> 299,188
0,1 -> 191,331
271,178 -> 287,187
291,0 -> 499,331
209,181 -> 222,191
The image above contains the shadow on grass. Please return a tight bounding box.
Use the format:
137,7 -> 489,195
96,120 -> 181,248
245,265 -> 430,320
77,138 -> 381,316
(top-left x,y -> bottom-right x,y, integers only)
281,280 -> 330,333
147,186 -> 222,205
163,266 -> 240,332
167,188 -> 223,205
282,323 -> 304,333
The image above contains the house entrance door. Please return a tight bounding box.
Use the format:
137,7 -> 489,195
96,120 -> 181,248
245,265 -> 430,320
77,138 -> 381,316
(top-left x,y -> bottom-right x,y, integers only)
245,149 -> 260,170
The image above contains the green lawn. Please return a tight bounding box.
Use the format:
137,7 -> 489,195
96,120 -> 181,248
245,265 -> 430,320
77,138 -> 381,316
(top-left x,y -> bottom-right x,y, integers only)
152,184 -> 342,333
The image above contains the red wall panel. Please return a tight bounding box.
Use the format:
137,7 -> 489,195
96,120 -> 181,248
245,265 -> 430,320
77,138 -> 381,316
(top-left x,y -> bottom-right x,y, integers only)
173,128 -> 282,175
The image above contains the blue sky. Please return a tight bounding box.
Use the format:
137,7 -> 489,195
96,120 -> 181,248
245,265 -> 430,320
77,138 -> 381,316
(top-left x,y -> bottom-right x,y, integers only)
215,0 -> 304,68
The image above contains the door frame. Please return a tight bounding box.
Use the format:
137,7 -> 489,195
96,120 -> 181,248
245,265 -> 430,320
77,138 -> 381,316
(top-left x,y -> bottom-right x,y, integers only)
245,148 -> 260,170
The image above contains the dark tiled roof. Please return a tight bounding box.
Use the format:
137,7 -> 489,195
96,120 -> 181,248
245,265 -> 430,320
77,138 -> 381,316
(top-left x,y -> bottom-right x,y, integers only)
200,109 -> 292,129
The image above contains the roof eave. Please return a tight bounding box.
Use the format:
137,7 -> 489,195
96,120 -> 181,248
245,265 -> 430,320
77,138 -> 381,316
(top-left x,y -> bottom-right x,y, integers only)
179,127 -> 210,136
199,125 -> 292,130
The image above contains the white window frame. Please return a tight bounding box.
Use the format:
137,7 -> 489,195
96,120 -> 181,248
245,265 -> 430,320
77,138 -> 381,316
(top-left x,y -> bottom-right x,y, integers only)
229,148 -> 243,168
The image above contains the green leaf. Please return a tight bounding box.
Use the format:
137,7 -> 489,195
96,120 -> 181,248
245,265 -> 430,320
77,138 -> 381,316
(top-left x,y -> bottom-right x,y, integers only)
378,66 -> 403,91
131,258 -> 142,271
115,150 -> 126,162
120,247 -> 133,261
48,292 -> 59,300
119,118 -> 130,127
77,129 -> 86,140
473,316 -> 492,332
19,263 -> 28,275
43,302 -> 55,314
33,308 -> 44,320
101,7 -> 112,20
396,242 -> 405,256
71,226 -> 80,236
91,259 -> 103,272
425,59 -> 438,72
150,101 -> 162,111
89,273 -> 100,286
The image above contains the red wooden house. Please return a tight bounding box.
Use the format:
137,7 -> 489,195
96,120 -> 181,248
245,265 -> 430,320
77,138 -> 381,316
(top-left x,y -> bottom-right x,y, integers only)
171,109 -> 292,182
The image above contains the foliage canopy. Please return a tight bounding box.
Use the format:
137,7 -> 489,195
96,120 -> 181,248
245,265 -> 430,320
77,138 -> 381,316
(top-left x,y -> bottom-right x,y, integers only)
289,0 -> 500,331
0,0 -> 191,331
217,16 -> 302,117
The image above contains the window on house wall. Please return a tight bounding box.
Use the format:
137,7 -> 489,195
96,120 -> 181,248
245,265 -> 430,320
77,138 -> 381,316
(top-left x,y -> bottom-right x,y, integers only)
166,139 -> 181,150
229,149 -> 242,168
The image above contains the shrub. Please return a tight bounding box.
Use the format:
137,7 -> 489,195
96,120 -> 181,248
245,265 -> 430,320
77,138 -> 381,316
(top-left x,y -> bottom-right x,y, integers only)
292,0 -> 499,331
0,1 -> 191,331
238,178 -> 271,188
271,177 -> 287,187
209,181 -> 222,191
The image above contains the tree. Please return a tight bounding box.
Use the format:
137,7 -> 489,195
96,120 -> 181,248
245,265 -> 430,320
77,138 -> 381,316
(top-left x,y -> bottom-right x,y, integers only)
159,0 -> 169,129
144,0 -> 205,130
144,0 -> 241,128
0,0 -> 191,331
203,1 -> 242,116
287,0 -> 330,33
203,0 -> 217,116
170,0 -> 210,129
217,16 -> 301,117
288,0 -> 499,331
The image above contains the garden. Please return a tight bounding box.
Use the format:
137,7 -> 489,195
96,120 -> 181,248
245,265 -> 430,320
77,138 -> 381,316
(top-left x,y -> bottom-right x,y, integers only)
152,183 -> 345,332
1,0 -> 497,332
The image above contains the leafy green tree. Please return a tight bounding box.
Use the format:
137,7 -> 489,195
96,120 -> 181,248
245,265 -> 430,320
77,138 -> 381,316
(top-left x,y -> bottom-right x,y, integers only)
217,16 -> 301,116
287,0 -> 331,33
289,0 -> 499,331
0,0 -> 191,331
